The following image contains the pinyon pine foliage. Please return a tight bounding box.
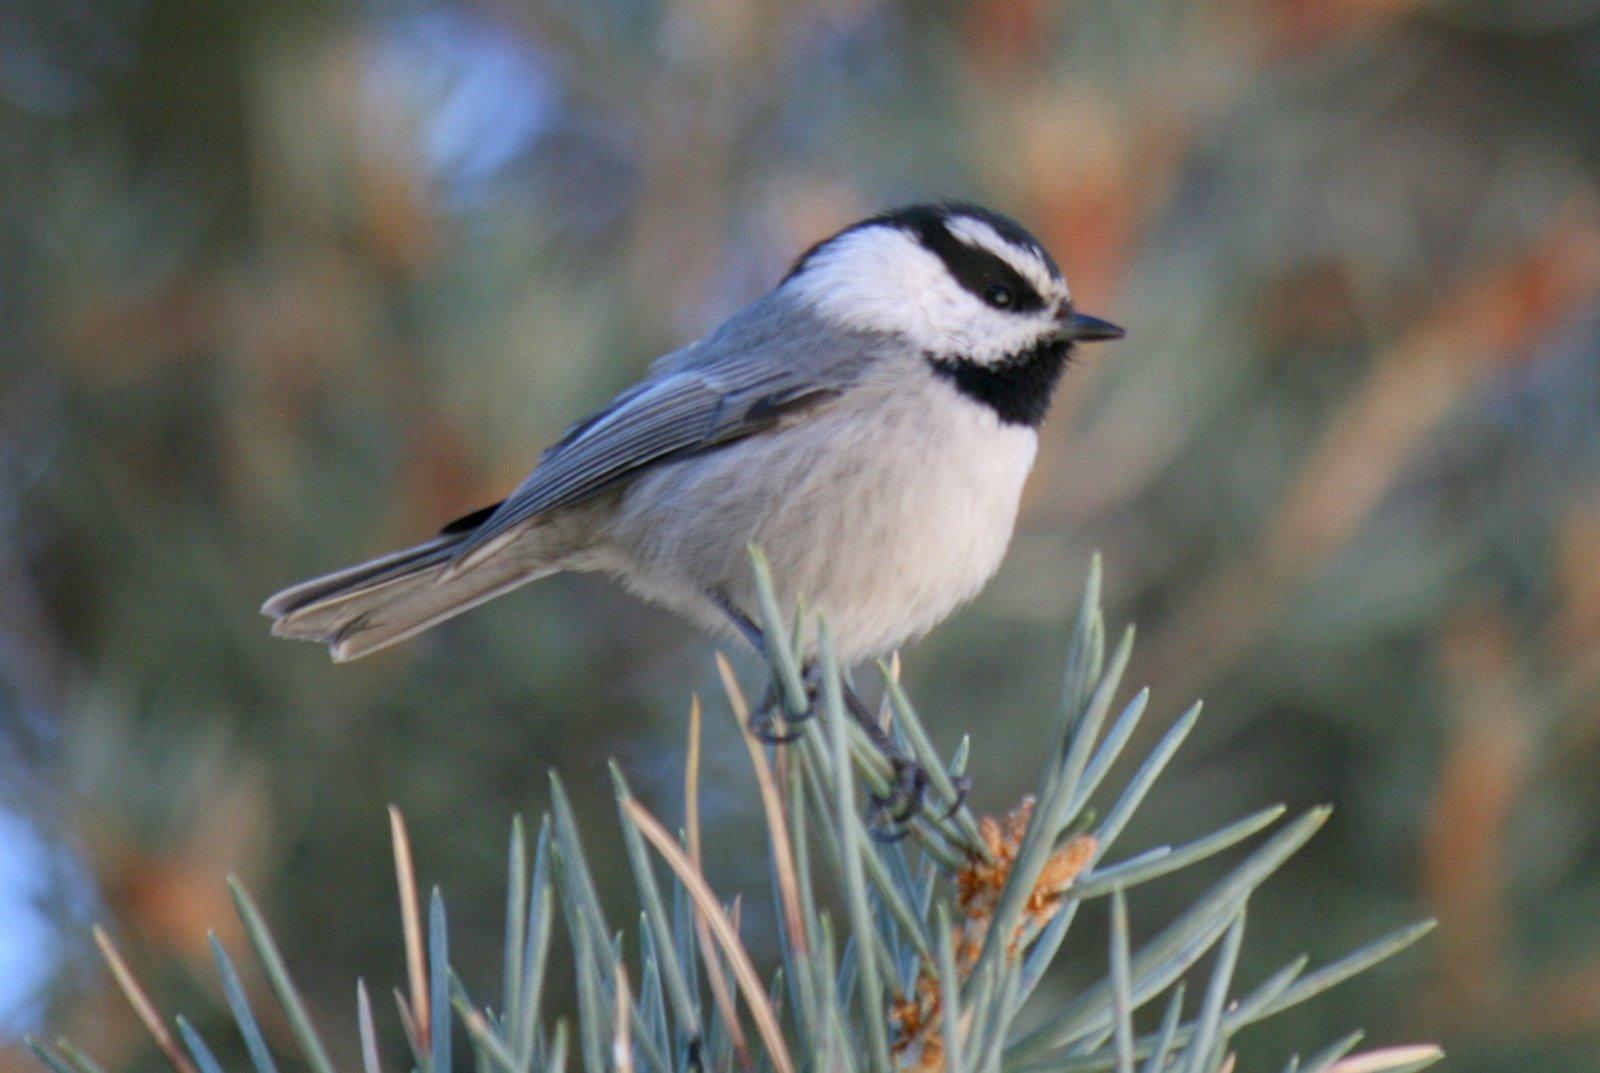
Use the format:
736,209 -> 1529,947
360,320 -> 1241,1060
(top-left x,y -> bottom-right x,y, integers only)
31,559 -> 1441,1073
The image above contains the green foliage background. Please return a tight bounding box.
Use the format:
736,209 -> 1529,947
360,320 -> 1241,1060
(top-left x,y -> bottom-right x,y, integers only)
3,1 -> 1600,1071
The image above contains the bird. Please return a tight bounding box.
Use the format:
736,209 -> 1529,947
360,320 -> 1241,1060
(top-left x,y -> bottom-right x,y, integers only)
264,201 -> 1123,686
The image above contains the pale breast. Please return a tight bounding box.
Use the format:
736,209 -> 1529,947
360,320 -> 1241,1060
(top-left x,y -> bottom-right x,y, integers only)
600,378 -> 1038,661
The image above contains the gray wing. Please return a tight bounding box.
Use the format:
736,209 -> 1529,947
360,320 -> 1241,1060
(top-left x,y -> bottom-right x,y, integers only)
448,300 -> 866,563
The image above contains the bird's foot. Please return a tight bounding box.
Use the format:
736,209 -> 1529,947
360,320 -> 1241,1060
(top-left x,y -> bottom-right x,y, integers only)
746,673 -> 822,745
942,774 -> 972,820
739,654 -> 963,838
746,685 -> 807,744
868,757 -> 930,842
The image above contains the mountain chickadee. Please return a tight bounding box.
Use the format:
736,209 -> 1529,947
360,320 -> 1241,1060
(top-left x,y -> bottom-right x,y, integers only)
264,202 -> 1122,699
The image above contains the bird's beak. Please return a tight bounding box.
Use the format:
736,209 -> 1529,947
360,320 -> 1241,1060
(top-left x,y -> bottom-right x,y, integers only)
1057,309 -> 1126,342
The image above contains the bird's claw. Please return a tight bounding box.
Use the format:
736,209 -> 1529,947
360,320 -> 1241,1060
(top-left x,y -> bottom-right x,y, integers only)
748,719 -> 805,745
867,757 -> 930,840
746,682 -> 817,745
942,774 -> 972,820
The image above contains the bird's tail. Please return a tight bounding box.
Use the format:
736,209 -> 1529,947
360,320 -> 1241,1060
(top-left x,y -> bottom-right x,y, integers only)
262,529 -> 552,662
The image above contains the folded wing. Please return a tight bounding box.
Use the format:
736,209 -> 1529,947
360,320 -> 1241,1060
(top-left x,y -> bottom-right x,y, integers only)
448,351 -> 845,566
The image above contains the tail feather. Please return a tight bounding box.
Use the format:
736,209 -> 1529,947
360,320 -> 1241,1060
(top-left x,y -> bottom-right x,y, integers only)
261,536 -> 458,619
263,531 -> 552,662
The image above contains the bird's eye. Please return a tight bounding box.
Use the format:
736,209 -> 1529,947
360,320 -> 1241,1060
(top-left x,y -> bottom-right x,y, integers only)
984,283 -> 1014,308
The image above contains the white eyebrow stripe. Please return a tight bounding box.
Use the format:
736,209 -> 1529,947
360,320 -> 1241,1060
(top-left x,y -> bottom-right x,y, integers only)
945,216 -> 1061,300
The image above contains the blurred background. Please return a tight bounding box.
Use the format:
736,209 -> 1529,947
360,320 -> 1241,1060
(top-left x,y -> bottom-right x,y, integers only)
4,0 -> 1600,1070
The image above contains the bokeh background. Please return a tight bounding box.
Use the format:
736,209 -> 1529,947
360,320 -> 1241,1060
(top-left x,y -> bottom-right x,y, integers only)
4,0 -> 1600,1070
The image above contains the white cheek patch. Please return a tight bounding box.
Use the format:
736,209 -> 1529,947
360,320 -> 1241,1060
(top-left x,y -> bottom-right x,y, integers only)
785,225 -> 1060,364
945,216 -> 1064,304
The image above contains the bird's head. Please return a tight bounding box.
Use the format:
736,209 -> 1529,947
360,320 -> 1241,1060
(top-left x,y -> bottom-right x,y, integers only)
781,202 -> 1123,367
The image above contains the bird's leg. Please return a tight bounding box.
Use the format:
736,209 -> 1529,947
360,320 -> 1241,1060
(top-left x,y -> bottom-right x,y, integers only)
714,596 -> 813,743
828,670 -> 936,841
716,597 -> 767,654
712,593 -> 931,837
749,682 -> 807,744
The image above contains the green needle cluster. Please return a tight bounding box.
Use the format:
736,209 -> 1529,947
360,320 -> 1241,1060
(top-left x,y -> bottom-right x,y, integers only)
31,557 -> 1440,1073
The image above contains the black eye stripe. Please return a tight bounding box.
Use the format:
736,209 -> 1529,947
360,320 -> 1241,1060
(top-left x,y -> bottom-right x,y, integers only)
895,209 -> 1045,312
936,240 -> 1041,309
